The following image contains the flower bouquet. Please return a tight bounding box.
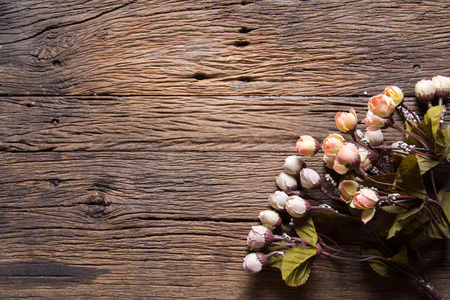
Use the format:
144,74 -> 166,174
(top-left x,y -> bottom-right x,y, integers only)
243,76 -> 450,300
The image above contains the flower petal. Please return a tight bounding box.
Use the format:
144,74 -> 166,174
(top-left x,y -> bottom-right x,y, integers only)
361,208 -> 376,224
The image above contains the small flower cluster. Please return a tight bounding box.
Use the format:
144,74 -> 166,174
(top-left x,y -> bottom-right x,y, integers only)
243,77 -> 450,299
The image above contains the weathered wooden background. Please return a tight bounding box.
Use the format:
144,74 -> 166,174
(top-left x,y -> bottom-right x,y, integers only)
1,0 -> 449,299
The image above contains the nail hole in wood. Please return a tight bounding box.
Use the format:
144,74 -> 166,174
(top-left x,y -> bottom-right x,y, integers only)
193,72 -> 208,80
412,64 -> 422,72
52,60 -> 61,68
234,40 -> 250,47
48,179 -> 61,187
50,118 -> 59,126
238,76 -> 253,82
241,0 -> 250,5
239,26 -> 252,33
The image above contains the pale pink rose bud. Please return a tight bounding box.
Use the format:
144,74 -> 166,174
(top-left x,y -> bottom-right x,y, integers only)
323,154 -> 335,169
268,191 -> 289,210
259,210 -> 282,229
368,94 -> 396,118
276,172 -> 298,191
338,180 -> 359,203
247,225 -> 274,250
364,129 -> 384,146
350,188 -> 379,223
285,196 -> 311,218
283,155 -> 306,175
296,135 -> 320,157
335,142 -> 360,170
350,188 -> 379,210
432,75 -> 450,99
335,108 -> 358,133
300,168 -> 321,189
358,148 -> 372,171
382,86 -> 404,106
243,252 -> 268,273
363,111 -> 387,131
415,79 -> 436,104
322,133 -> 345,156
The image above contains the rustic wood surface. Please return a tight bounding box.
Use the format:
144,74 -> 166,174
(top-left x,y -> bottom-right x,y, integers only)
0,0 -> 449,299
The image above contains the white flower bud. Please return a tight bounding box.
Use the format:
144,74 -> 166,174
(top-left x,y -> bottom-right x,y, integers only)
364,129 -> 384,146
299,168 -> 321,189
259,210 -> 282,229
247,225 -> 274,250
283,155 -> 306,176
268,191 -> 289,210
415,79 -> 436,104
276,172 -> 298,191
243,252 -> 267,273
432,75 -> 450,90
285,196 -> 311,218
432,75 -> 450,99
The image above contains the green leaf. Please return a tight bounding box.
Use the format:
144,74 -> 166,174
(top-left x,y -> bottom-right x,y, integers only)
438,182 -> 450,219
436,125 -> 450,160
281,246 -> 317,287
394,155 -> 427,199
266,255 -> 283,269
405,121 -> 432,149
387,204 -> 424,239
375,210 -> 397,238
293,215 -> 318,246
311,211 -> 359,230
363,246 -> 409,279
266,245 -> 291,269
424,105 -> 444,140
416,156 -> 440,175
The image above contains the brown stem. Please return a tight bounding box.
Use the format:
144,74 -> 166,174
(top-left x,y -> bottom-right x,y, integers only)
391,124 -> 434,154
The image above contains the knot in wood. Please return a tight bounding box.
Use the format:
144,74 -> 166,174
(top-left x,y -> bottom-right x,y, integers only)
81,192 -> 111,218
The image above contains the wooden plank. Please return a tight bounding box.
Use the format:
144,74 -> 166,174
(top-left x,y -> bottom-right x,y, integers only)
1,0 -> 449,96
0,217 -> 448,299
0,95 -> 415,152
0,150 -> 303,220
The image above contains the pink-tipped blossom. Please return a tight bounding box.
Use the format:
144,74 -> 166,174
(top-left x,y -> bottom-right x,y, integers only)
368,94 -> 396,118
268,191 -> 289,210
285,195 -> 311,218
247,225 -> 274,250
335,143 -> 360,170
363,111 -> 387,131
299,168 -> 321,189
243,252 -> 268,273
296,135 -> 320,157
322,134 -> 345,156
350,188 -> 379,223
335,108 -> 358,133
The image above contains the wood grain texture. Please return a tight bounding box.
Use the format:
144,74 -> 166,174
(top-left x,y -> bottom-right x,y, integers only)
0,95 -> 413,152
1,0 -> 450,96
1,0 -> 450,299
0,196 -> 448,300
